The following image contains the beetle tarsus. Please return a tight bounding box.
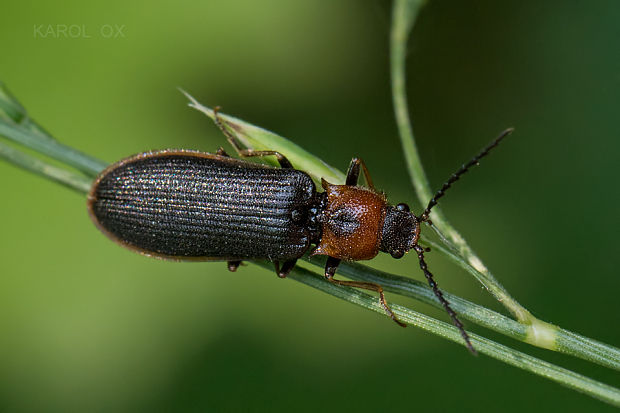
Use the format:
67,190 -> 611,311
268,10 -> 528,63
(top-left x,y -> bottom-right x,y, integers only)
227,260 -> 242,272
216,146 -> 230,157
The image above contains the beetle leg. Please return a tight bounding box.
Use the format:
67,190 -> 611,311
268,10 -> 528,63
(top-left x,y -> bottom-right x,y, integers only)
324,256 -> 406,327
346,158 -> 375,189
324,256 -> 341,277
216,147 -> 230,157
213,107 -> 293,169
240,150 -> 293,169
227,260 -> 242,272
275,259 -> 297,278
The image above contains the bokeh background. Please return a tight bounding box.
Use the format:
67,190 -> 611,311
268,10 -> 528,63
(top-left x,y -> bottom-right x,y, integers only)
1,1 -> 619,412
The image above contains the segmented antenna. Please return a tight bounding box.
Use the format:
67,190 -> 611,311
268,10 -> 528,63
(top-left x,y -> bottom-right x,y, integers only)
419,128 -> 514,222
414,244 -> 476,354
413,128 -> 512,354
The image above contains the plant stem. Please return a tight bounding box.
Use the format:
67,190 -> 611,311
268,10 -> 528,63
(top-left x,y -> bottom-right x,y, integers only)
256,262 -> 620,406
0,140 -> 92,193
0,120 -> 106,177
0,83 -> 106,177
390,0 -> 432,204
0,82 -> 56,140
329,258 -> 620,371
390,0 -> 547,335
181,89 -> 344,185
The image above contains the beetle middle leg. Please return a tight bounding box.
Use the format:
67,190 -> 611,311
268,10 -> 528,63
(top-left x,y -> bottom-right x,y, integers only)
227,260 -> 242,272
213,107 -> 293,169
324,257 -> 406,327
274,259 -> 297,278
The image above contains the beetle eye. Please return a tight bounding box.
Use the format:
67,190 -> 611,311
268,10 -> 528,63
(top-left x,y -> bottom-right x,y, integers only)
391,250 -> 405,259
396,203 -> 409,212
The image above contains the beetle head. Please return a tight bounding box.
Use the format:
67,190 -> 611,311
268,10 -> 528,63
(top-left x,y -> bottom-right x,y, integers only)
379,203 -> 420,259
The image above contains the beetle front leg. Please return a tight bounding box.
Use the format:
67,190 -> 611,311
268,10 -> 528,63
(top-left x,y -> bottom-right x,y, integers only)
346,158 -> 375,189
324,256 -> 341,278
324,256 -> 406,327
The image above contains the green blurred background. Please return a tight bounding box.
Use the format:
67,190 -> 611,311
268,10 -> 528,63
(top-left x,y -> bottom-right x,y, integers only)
1,1 -> 619,411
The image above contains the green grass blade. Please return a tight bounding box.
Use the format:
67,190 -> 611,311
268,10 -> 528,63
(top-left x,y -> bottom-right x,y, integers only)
0,140 -> 92,193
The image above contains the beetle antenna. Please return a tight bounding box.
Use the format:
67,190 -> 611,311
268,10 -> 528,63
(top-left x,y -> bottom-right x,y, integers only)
413,245 -> 477,354
419,128 -> 513,222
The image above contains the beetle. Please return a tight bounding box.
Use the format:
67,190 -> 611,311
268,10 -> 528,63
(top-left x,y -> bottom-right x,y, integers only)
88,107 -> 512,354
